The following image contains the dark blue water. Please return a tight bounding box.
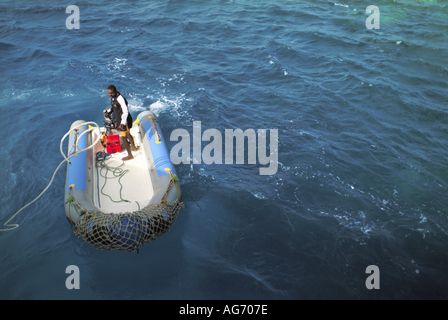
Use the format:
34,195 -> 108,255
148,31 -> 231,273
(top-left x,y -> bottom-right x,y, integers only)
1,0 -> 447,300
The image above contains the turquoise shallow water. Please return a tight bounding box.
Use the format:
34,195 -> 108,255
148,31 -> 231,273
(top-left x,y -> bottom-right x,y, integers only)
1,0 -> 447,299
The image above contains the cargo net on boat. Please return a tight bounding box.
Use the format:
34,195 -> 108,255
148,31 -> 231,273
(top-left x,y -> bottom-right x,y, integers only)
67,201 -> 184,252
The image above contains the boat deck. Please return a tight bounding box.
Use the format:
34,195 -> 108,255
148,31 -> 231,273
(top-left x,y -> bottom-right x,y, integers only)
93,126 -> 154,213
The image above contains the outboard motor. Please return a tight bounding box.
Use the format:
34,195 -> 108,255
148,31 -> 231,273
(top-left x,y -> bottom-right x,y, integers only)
103,113 -> 115,132
101,113 -> 122,153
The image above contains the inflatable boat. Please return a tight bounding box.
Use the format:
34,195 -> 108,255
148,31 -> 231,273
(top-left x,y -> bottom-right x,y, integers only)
64,110 -> 183,252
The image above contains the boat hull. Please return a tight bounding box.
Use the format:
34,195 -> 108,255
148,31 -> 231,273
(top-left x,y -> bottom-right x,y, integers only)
64,111 -> 183,251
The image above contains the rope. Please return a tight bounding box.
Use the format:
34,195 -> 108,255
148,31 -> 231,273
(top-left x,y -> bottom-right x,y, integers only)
161,169 -> 181,203
95,151 -> 142,210
160,169 -> 181,203
0,121 -> 101,232
150,117 -> 162,142
161,170 -> 174,203
96,152 -> 131,205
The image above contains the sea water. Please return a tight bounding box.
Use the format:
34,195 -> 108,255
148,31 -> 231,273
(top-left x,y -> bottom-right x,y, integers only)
1,0 -> 447,299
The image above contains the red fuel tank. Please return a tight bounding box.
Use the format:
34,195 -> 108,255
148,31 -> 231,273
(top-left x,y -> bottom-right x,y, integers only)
106,135 -> 121,154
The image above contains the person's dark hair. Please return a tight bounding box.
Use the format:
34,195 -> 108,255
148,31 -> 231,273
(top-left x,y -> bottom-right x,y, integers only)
108,85 -> 117,93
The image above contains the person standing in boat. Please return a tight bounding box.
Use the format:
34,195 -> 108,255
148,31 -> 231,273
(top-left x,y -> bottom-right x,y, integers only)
103,85 -> 138,161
